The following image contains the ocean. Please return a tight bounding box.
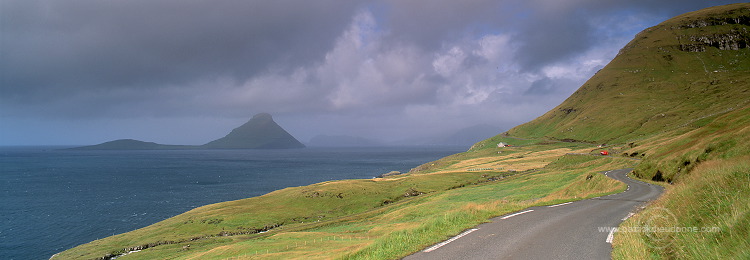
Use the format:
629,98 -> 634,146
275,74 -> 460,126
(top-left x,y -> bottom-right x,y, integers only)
0,146 -> 465,260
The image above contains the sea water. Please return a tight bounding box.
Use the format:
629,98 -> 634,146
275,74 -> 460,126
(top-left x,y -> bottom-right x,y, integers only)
0,146 -> 465,260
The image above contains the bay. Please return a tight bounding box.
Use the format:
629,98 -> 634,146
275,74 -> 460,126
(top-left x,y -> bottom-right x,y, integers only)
0,146 -> 465,260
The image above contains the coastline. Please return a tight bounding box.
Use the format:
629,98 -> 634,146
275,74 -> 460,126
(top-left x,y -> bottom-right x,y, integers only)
1,146 -> 466,260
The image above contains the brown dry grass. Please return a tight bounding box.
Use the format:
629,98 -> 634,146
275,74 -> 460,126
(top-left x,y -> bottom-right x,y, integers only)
438,148 -> 575,172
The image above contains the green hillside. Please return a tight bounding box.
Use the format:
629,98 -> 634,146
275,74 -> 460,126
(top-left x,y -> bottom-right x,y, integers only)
507,3 -> 750,181
507,3 -> 750,259
508,3 -> 750,144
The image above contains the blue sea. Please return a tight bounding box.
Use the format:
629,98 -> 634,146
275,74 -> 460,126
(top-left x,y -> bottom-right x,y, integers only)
0,146 -> 465,260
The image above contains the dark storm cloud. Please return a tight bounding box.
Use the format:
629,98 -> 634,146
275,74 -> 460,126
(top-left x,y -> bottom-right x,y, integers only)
512,4 -> 595,70
382,0 -> 509,51
1,0 -> 739,109
1,0 -> 362,105
1,0 -> 746,145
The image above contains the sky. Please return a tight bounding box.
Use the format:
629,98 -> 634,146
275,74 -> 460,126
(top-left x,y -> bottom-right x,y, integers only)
0,0 -> 744,146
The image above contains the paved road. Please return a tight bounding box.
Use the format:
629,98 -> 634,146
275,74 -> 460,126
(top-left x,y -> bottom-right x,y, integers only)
404,168 -> 663,260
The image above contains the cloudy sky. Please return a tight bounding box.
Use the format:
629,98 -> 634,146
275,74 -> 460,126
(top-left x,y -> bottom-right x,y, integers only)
0,0 -> 743,145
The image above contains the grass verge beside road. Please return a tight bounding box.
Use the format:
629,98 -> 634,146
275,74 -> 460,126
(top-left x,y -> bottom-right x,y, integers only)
613,157 -> 750,259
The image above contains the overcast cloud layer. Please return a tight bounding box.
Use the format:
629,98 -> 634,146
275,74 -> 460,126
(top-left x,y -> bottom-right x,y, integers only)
1,0 -> 743,145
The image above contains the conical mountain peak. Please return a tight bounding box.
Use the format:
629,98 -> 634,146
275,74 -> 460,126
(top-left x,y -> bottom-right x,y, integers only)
202,113 -> 305,149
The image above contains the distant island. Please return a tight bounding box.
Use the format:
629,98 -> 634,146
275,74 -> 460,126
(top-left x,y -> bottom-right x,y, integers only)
71,113 -> 305,150
69,139 -> 194,150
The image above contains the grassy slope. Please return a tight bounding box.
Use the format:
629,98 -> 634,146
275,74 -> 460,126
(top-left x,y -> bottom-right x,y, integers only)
614,157 -> 750,259
508,3 -> 750,259
56,4 -> 750,260
611,104 -> 750,259
507,3 -> 750,144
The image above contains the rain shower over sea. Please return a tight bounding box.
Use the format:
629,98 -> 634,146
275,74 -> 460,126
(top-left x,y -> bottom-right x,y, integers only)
0,146 -> 464,260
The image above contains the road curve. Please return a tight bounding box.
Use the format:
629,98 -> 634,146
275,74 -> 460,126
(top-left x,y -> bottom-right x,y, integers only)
403,168 -> 663,260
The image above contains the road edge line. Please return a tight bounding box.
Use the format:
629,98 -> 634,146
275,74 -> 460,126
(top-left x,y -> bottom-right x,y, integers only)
422,228 -> 480,252
547,202 -> 573,208
500,209 -> 534,219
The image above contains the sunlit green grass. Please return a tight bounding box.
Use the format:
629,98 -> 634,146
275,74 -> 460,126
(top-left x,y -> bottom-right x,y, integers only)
508,5 -> 750,144
55,141 -> 629,259
613,158 -> 750,259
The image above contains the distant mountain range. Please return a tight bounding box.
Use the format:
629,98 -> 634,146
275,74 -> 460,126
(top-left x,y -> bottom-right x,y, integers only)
71,113 -> 305,150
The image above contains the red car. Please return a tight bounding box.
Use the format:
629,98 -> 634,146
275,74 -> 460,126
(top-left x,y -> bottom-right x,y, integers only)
600,151 -> 609,155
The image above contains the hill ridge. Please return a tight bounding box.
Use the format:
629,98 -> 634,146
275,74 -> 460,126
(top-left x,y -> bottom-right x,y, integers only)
508,3 -> 750,143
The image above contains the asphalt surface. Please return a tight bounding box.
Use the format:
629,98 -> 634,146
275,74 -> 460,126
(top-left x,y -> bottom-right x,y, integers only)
403,168 -> 664,260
